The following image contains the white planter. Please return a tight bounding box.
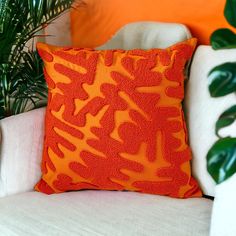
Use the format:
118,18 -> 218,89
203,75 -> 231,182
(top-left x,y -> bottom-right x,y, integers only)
210,173 -> 236,236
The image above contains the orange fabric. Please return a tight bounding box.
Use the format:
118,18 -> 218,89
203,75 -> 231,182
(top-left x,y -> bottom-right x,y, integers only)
36,38 -> 202,198
71,0 -> 232,47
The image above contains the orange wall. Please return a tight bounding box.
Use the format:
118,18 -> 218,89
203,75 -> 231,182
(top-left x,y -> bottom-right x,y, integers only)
71,0 -> 233,47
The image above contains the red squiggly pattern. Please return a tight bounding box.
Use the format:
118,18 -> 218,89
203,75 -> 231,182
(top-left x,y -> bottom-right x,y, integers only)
36,39 -> 202,198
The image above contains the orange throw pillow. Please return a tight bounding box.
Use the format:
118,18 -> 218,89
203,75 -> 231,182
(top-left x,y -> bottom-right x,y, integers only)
36,38 -> 202,198
71,0 -> 233,47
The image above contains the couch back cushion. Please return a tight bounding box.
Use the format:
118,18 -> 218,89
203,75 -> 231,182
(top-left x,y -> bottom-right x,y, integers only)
185,46 -> 236,197
71,0 -> 233,47
96,22 -> 191,50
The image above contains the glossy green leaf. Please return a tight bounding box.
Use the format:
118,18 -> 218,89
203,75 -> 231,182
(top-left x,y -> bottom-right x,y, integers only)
207,137 -> 236,184
216,105 -> 236,137
211,28 -> 236,50
224,0 -> 236,28
208,62 -> 236,97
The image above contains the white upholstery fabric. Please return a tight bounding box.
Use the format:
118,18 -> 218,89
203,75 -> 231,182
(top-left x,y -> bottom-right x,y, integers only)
185,46 -> 236,197
45,17 -> 191,49
0,191 -> 212,236
97,21 -> 191,50
0,108 -> 46,197
210,174 -> 236,236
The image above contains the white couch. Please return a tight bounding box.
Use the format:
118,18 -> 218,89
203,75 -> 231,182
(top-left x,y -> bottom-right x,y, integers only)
0,21 -> 236,236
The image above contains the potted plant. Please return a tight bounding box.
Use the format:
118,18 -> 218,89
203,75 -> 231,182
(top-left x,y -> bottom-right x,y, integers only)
0,0 -> 82,119
207,0 -> 236,185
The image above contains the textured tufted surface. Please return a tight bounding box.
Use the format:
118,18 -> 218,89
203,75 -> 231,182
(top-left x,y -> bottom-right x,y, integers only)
35,39 -> 201,197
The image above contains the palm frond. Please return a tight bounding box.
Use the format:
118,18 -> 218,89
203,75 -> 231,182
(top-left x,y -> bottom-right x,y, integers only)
0,0 -> 82,119
11,51 -> 48,114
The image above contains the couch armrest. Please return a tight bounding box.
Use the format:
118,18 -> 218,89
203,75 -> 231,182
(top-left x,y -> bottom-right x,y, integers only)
210,174 -> 236,236
0,108 -> 45,197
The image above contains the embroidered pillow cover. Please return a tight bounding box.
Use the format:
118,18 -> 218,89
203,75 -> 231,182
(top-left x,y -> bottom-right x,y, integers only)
36,38 -> 202,198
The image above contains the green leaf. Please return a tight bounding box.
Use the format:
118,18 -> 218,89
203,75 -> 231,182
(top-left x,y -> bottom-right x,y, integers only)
207,137 -> 236,184
216,105 -> 236,137
224,0 -> 236,28
208,62 -> 236,97
211,28 -> 236,50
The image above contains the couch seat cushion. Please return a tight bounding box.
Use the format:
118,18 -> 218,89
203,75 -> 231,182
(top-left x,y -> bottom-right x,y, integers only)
0,191 -> 212,236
